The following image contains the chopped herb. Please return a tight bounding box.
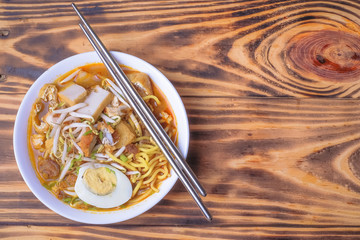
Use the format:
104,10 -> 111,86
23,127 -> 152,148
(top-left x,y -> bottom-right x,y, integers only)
67,145 -> 72,153
75,154 -> 83,161
63,197 -> 72,203
69,159 -> 75,170
45,127 -> 51,140
90,152 -> 96,159
99,131 -> 103,141
112,183 -> 116,187
57,102 -> 65,108
120,154 -> 128,162
83,130 -> 93,136
75,166 -> 80,175
43,181 -> 56,190
69,132 -> 75,139
70,155 -> 83,170
106,167 -> 115,174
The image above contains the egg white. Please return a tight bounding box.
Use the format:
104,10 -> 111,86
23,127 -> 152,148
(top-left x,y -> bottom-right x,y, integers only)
75,164 -> 132,209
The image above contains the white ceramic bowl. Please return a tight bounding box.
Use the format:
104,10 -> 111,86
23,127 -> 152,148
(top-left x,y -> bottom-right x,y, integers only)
13,51 -> 189,224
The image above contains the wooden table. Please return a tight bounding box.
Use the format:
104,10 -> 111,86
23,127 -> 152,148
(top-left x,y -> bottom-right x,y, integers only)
2,0 -> 360,239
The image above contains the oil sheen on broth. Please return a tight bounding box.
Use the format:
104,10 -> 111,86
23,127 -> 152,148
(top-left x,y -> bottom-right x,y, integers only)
28,63 -> 177,211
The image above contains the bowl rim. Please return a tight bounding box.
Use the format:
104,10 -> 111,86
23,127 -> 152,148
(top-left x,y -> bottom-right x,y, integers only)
13,51 -> 190,224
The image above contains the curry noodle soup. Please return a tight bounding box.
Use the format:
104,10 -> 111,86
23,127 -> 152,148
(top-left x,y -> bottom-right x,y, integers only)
28,63 -> 177,211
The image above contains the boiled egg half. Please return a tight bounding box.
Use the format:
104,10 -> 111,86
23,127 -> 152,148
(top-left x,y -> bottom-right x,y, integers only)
75,164 -> 132,208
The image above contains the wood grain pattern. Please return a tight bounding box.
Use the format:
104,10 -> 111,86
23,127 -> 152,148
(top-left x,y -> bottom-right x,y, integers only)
2,0 -> 360,97
2,0 -> 360,239
3,97 -> 360,238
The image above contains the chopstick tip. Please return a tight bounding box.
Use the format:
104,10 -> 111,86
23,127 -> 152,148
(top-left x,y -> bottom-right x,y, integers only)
71,2 -> 78,11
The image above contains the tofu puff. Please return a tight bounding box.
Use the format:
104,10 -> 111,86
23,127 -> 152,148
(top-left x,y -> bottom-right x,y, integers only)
28,63 -> 177,211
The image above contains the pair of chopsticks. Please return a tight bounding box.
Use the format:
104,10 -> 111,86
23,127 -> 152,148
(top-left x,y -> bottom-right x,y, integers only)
71,3 -> 212,221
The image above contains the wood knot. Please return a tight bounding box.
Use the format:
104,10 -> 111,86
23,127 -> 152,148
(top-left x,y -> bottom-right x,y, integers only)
287,30 -> 360,83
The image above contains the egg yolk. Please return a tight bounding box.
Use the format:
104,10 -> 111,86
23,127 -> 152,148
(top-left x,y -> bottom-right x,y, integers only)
83,167 -> 117,196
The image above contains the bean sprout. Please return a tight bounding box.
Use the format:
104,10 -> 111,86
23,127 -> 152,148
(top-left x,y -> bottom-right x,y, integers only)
59,69 -> 81,84
53,103 -> 87,114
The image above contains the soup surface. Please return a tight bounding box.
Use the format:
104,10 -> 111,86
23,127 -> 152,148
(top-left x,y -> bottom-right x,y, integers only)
28,63 -> 177,211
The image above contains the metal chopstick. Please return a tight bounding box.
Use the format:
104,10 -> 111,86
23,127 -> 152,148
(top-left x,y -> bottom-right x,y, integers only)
71,2 -> 207,199
72,3 -> 212,221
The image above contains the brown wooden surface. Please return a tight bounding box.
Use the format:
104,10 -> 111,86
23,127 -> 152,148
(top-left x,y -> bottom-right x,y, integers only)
2,0 -> 360,239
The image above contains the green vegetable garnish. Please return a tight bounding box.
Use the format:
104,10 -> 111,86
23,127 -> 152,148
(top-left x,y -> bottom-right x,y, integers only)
57,102 -> 65,108
106,167 -> 115,174
43,181 -> 56,190
75,154 -> 83,161
45,127 -> 51,140
99,131 -> 103,141
120,154 -> 128,162
83,130 -> 93,136
75,166 -> 80,175
69,130 -> 75,139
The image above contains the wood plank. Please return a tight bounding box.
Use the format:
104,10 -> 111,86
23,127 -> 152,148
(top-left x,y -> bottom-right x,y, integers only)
1,0 -> 360,97
3,0 -> 360,238
2,225 -> 360,240
4,97 -> 360,229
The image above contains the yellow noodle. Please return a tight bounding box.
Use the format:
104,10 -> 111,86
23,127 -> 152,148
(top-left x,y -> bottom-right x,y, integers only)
157,161 -> 167,167
149,137 -> 157,145
139,183 -> 150,189
129,161 -> 148,169
127,153 -> 134,160
128,189 -> 154,205
136,152 -> 149,163
158,156 -> 167,162
143,168 -> 163,184
127,117 -> 136,133
142,95 -> 161,104
132,179 -> 143,197
137,155 -> 149,170
139,160 -> 159,180
107,152 -> 137,171
139,145 -> 159,154
134,136 -> 151,142
139,143 -> 155,148
150,154 -> 165,162
146,158 -> 158,168
157,167 -> 169,180
150,180 -> 159,193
